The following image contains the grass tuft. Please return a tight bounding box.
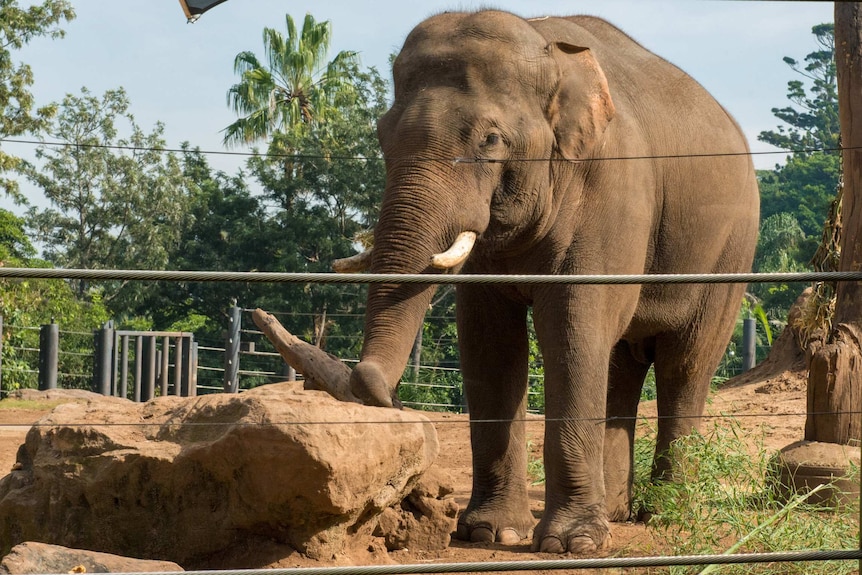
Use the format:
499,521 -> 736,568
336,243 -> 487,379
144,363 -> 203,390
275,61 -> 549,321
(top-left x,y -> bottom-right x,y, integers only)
632,418 -> 858,575
528,417 -> 858,574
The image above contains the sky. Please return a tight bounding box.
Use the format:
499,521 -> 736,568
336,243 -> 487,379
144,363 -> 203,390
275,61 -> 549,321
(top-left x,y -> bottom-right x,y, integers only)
5,0 -> 835,213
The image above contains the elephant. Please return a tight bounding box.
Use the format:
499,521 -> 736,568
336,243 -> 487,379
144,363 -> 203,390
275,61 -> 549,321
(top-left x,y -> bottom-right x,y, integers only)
333,10 -> 759,553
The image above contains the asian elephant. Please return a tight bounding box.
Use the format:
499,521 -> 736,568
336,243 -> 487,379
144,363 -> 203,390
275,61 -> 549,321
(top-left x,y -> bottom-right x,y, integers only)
335,10 -> 759,553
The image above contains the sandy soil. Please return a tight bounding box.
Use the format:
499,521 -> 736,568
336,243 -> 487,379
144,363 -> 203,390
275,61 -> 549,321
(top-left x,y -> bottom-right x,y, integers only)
0,368 -> 813,572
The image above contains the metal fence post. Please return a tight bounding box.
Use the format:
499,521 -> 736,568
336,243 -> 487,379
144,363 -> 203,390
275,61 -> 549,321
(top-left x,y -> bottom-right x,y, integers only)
190,340 -> 198,396
38,322 -> 59,391
141,335 -> 157,402
182,336 -> 197,396
223,304 -> 241,393
742,317 -> 757,372
160,336 -> 170,396
172,336 -> 182,395
93,322 -> 114,396
119,334 -> 129,399
133,336 -> 142,402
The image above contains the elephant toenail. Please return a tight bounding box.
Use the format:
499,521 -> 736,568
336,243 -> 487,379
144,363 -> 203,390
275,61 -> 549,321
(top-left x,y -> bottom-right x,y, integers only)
538,536 -> 565,553
470,526 -> 495,542
568,535 -> 598,554
498,528 -> 522,545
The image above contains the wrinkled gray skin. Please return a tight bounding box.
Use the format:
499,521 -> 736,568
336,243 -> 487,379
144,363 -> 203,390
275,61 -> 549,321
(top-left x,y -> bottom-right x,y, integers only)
349,11 -> 759,553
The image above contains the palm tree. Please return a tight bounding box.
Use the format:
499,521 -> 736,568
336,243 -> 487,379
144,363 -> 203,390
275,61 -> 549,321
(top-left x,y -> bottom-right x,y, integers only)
223,13 -> 358,147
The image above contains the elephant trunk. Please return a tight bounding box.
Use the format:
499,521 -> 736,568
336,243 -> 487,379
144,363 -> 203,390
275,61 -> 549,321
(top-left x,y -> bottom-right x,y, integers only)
350,178 -> 477,408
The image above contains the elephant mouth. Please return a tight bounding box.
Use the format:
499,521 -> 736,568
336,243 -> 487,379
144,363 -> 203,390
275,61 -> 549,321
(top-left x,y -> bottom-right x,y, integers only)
333,231 -> 478,273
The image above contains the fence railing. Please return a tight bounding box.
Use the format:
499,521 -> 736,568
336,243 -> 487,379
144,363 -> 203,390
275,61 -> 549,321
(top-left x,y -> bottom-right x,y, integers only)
1,302 -> 767,414
0,266 -> 853,574
0,305 -> 492,408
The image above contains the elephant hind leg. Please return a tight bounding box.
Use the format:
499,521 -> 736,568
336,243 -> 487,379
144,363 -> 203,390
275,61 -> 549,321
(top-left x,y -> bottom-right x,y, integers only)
604,339 -> 652,521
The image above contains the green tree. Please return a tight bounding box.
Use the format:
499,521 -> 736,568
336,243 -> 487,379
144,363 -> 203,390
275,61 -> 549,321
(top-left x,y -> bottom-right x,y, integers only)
758,23 -> 839,241
24,87 -> 191,310
223,13 -> 358,147
139,145 -> 279,335
0,208 -> 108,392
253,65 -> 388,225
750,212 -> 812,323
241,65 -> 387,356
0,0 -> 74,200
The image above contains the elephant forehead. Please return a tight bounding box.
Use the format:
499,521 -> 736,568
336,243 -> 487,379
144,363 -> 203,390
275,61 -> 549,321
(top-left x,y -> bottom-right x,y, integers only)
396,12 -> 550,94
407,10 -> 544,48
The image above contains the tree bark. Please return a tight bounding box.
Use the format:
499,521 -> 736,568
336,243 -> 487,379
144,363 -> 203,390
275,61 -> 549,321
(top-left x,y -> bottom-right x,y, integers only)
804,3 -> 862,444
252,308 -> 361,404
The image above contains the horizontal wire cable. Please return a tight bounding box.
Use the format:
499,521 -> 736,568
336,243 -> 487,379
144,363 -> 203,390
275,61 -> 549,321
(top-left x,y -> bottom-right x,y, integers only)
25,549 -> 862,575
0,410 -> 846,428
0,136 -> 847,163
0,267 -> 857,285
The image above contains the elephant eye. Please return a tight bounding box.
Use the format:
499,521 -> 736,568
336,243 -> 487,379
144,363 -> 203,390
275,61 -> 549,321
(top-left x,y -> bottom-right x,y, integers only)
481,133 -> 501,148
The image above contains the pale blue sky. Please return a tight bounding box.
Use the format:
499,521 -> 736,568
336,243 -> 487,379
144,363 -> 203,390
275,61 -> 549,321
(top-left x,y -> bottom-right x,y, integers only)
6,0 -> 834,208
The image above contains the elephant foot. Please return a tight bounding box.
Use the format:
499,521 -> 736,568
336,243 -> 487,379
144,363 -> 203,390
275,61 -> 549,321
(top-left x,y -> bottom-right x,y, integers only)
531,504 -> 612,554
455,506 -> 535,545
605,499 -> 634,522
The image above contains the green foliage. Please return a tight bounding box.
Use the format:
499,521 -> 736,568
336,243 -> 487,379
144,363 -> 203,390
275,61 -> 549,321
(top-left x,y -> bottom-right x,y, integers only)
224,13 -> 359,147
0,209 -> 108,392
757,153 -> 840,241
757,22 -> 839,250
0,0 -> 74,200
753,22 -> 839,340
398,288 -> 462,411
526,311 -> 544,412
758,23 -> 837,154
137,61 -> 387,390
632,420 -> 858,575
24,87 -> 192,313
751,212 -> 813,321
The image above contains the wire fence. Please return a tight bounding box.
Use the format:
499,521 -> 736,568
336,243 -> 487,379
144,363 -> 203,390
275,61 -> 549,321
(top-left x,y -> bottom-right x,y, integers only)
0,266 -> 857,574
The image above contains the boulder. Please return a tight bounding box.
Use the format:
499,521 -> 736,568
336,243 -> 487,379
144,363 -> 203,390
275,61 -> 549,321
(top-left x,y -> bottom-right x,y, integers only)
0,542 -> 182,574
0,383 -> 440,565
374,467 -> 458,551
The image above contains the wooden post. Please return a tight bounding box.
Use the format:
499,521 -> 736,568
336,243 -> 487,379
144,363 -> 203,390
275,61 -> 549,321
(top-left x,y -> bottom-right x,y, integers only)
805,3 -> 862,445
774,5 -> 862,519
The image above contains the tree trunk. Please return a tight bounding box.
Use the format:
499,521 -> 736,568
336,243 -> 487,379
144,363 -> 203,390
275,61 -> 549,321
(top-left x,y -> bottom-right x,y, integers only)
804,3 -> 862,444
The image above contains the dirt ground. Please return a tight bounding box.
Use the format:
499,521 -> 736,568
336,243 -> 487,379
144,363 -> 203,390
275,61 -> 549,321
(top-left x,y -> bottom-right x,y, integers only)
0,366 -> 813,572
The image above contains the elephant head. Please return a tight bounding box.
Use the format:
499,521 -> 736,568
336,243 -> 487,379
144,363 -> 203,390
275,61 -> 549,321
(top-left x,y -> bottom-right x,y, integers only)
340,11 -> 615,407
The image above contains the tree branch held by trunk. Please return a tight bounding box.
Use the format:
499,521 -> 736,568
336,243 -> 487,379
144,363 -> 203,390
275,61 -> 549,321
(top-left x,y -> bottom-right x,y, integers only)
252,308 -> 361,404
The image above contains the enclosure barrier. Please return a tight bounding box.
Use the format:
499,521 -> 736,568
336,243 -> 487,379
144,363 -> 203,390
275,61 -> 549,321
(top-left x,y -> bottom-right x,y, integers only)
92,325 -> 198,401
0,267 -> 861,285
0,265 -> 859,574
19,549 -> 862,575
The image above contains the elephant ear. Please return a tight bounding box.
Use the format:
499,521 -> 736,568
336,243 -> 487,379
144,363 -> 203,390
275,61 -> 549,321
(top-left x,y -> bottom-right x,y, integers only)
547,42 -> 615,161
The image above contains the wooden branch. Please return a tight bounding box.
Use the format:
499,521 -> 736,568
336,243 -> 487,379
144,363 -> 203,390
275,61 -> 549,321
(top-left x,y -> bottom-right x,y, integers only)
252,308 -> 361,404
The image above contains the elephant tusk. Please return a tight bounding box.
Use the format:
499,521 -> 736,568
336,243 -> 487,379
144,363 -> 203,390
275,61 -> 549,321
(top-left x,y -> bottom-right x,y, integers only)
332,249 -> 373,273
431,231 -> 477,269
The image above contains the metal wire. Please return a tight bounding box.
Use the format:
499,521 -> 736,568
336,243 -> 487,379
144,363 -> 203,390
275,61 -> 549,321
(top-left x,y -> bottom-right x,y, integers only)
0,267 -> 860,285
1,267 -> 857,573
24,549 -> 862,575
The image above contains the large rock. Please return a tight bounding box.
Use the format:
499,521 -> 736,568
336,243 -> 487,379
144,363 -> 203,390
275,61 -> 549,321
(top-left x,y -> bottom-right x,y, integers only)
0,542 -> 183,574
0,383 -> 440,565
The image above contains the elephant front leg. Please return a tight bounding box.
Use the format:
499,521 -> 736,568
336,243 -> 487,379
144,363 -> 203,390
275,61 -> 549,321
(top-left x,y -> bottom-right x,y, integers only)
531,290 -> 618,554
455,285 -> 535,545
